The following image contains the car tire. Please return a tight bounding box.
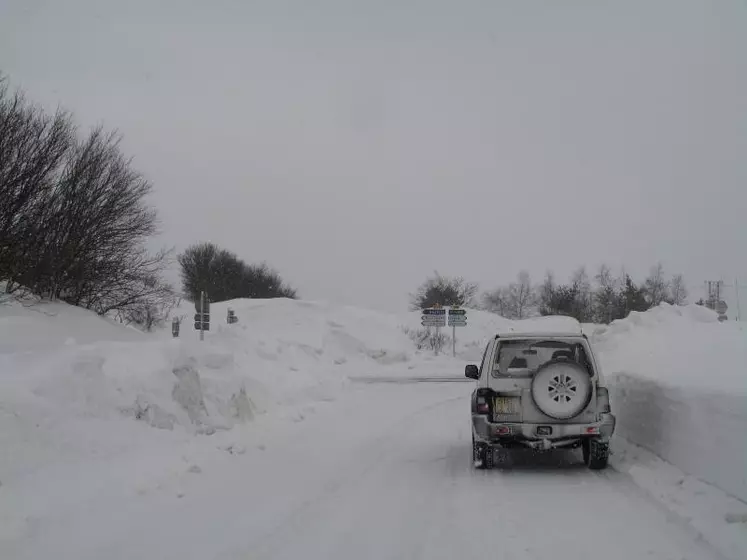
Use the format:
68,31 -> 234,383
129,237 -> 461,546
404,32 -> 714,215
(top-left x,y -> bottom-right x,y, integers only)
582,438 -> 609,470
531,360 -> 593,420
473,437 -> 491,470
484,445 -> 495,469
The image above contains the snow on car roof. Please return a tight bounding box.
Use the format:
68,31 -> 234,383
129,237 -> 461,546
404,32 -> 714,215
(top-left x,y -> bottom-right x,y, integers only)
495,331 -> 585,340
494,316 -> 583,338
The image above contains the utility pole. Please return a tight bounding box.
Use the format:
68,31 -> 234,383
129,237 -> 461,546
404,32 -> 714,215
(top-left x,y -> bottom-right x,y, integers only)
731,278 -> 741,321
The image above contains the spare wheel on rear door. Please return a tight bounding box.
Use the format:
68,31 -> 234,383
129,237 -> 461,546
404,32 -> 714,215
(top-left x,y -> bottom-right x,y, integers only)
531,360 -> 592,420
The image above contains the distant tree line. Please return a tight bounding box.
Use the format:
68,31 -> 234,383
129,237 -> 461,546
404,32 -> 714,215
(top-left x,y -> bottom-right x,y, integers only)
410,264 -> 688,324
483,263 -> 687,323
178,242 -> 297,304
0,74 -> 175,330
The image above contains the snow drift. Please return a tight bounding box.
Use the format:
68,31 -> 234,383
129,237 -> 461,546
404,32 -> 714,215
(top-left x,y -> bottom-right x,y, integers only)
0,297 -> 417,434
590,304 -> 747,502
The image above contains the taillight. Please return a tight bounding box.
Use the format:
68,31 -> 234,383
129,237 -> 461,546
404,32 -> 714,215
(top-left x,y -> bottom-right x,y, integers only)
596,387 -> 611,413
473,388 -> 493,415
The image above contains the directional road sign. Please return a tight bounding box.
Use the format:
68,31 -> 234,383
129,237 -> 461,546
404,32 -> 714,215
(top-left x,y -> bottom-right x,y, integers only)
448,308 -> 467,327
194,312 -> 210,331
421,308 -> 446,327
422,308 -> 446,315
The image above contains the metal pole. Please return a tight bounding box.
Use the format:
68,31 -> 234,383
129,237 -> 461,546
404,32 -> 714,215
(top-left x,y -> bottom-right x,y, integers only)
736,278 -> 742,321
452,324 -> 456,357
435,327 -> 440,356
200,290 -> 205,341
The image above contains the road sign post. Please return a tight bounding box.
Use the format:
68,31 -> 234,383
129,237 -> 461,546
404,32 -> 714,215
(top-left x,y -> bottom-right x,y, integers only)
194,292 -> 211,339
421,307 -> 446,355
227,308 -> 238,324
200,291 -> 205,341
448,308 -> 468,357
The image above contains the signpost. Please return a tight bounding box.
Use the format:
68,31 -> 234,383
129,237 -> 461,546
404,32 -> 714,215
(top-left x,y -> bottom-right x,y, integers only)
421,307 -> 446,327
421,306 -> 446,355
420,305 -> 469,357
448,307 -> 468,357
227,308 -> 238,324
194,291 -> 210,340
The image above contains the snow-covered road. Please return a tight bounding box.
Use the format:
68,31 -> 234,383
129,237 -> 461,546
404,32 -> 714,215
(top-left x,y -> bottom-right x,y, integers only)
4,378 -> 724,560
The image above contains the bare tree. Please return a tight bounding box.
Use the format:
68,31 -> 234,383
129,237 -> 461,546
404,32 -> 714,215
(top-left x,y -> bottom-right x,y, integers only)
482,287 -> 510,316
506,271 -> 535,319
0,76 -> 74,290
594,264 -> 620,323
643,262 -> 670,307
410,271 -> 478,310
178,242 -> 297,303
26,127 -> 160,311
669,273 -> 688,306
538,271 -> 557,316
1,76 -> 173,320
570,266 -> 593,322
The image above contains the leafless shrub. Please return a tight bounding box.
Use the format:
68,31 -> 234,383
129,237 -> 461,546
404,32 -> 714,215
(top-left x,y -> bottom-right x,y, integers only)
0,75 -> 172,319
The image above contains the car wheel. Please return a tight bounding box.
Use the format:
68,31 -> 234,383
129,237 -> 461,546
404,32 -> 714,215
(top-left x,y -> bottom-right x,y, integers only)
484,445 -> 495,469
531,360 -> 592,420
474,439 -> 490,470
582,438 -> 609,470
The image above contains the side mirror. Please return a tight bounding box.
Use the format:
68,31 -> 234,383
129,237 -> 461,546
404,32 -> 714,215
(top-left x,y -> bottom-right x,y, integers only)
465,364 -> 479,379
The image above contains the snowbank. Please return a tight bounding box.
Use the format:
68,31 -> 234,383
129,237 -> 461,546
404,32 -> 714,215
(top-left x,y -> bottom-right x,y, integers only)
591,304 -> 747,502
0,297 -> 425,492
1,297 -> 419,430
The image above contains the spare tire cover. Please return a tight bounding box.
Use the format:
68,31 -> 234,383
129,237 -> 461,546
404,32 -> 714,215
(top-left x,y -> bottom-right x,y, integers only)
531,360 -> 592,420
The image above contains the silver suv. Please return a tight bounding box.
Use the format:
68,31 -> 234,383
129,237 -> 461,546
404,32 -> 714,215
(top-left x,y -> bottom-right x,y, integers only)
466,327 -> 616,470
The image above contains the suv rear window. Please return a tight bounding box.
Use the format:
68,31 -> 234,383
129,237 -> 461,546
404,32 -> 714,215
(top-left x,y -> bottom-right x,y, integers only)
491,339 -> 594,377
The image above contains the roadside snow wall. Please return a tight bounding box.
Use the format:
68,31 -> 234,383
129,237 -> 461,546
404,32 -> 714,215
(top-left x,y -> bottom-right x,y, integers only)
591,304 -> 747,502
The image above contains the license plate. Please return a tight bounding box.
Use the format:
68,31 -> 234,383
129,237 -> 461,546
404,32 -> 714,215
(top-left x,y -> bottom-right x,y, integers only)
537,426 -> 552,436
494,397 -> 519,414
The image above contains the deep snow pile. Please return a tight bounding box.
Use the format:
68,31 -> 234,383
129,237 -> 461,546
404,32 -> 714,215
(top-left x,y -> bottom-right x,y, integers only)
0,297 -> 425,490
590,304 -> 747,502
1,297 -> 419,431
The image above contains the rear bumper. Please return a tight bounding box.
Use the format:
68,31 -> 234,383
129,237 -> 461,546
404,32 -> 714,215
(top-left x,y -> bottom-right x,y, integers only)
472,413 -> 616,449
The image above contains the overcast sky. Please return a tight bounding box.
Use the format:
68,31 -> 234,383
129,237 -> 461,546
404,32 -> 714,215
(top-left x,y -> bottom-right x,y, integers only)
2,0 -> 745,311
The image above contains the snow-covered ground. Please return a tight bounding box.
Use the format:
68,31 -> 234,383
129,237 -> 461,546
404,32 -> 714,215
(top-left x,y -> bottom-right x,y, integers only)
590,305 -> 747,502
1,297 -> 745,559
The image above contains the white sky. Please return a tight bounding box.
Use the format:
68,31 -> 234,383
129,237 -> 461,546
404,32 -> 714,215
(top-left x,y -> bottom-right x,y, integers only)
2,0 -> 746,311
